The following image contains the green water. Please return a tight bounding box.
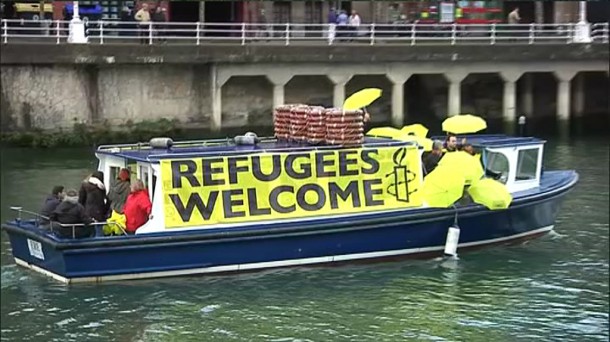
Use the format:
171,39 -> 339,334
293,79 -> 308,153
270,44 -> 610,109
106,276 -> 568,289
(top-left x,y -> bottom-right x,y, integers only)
0,136 -> 608,341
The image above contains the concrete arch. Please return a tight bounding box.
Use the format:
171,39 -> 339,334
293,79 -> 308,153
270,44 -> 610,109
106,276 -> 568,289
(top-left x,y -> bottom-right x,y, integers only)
221,76 -> 272,127
461,73 -> 504,120
285,76 -> 333,108
346,75 -> 392,124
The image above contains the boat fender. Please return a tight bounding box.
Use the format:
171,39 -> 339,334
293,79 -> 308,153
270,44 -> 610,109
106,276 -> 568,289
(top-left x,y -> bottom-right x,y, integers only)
443,226 -> 460,258
149,137 -> 174,149
234,134 -> 259,145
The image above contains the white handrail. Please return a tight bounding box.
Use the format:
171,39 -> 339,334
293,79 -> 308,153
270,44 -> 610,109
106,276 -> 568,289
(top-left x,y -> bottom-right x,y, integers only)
1,19 -> 608,46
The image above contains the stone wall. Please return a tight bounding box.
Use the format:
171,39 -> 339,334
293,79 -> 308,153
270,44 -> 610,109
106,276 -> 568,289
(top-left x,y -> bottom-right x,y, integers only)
1,66 -> 91,130
98,65 -> 211,126
0,65 -> 215,130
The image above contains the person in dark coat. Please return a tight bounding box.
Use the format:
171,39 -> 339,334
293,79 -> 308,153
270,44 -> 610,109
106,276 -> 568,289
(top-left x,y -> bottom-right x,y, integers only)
152,6 -> 167,43
107,168 -> 131,214
50,189 -> 94,239
40,185 -> 64,223
78,171 -> 109,222
422,140 -> 444,175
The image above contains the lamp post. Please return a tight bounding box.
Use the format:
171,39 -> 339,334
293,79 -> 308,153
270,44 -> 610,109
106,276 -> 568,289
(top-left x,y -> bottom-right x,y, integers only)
573,0 -> 591,43
68,1 -> 88,43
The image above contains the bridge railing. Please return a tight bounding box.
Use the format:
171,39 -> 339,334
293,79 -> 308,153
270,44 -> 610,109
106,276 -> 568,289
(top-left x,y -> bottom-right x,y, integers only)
1,19 -> 608,45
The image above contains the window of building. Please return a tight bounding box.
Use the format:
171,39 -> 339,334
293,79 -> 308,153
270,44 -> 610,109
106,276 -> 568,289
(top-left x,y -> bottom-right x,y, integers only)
516,148 -> 539,181
305,1 -> 322,23
273,1 -> 291,24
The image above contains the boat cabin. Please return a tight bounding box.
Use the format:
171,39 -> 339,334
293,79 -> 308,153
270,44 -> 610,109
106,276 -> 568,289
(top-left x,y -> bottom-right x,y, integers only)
94,135 -> 545,234
456,134 -> 545,193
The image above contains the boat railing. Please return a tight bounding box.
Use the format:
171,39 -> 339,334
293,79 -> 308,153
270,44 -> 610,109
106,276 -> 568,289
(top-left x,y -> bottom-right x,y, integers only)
97,136 -> 416,160
8,206 -> 127,238
96,137 -> 276,152
146,138 -> 416,160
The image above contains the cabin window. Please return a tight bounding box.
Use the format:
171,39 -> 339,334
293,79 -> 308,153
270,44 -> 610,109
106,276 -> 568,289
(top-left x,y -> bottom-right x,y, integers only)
109,166 -> 121,187
127,160 -> 137,179
485,151 -> 510,184
139,165 -> 150,189
151,174 -> 157,198
516,148 -> 539,181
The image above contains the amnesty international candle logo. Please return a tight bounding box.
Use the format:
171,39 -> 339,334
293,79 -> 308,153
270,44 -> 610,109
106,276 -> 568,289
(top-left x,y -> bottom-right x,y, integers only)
385,147 -> 418,203
160,145 -> 423,228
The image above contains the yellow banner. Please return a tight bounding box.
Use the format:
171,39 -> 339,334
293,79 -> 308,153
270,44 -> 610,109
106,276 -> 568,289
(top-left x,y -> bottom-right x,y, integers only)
160,145 -> 423,228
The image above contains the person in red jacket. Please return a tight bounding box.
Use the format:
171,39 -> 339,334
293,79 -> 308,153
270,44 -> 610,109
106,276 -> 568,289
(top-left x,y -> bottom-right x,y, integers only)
123,179 -> 152,234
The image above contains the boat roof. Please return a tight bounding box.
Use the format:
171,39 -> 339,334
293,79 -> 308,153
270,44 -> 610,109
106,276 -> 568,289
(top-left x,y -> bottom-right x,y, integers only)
96,134 -> 545,163
96,137 -> 415,163
431,134 -> 545,148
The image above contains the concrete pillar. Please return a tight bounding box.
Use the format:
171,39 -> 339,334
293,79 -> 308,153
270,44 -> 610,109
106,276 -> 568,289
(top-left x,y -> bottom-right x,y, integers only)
445,72 -> 467,117
210,66 -> 231,132
573,73 -> 585,117
535,1 -> 544,24
521,73 -> 534,117
328,74 -> 353,108
554,70 -> 577,121
267,74 -> 293,109
500,71 -> 522,123
387,73 -> 411,127
199,1 -> 205,23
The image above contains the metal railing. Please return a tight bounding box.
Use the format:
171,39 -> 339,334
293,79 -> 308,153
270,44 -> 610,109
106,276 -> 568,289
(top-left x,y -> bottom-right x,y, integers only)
2,19 -> 608,45
9,206 -> 127,238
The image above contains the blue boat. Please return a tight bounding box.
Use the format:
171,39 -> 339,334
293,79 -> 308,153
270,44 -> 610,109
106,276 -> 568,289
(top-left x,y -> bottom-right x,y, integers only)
1,134 -> 578,283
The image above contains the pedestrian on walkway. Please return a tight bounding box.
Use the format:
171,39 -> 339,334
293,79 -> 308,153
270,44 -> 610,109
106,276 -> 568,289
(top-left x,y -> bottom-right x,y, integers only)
135,3 -> 151,44
328,8 -> 337,44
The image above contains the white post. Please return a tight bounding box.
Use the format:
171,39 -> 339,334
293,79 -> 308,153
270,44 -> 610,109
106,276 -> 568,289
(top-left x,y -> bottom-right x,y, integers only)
68,1 -> 88,44
574,1 -> 591,43
196,22 -> 201,45
3,20 -> 8,44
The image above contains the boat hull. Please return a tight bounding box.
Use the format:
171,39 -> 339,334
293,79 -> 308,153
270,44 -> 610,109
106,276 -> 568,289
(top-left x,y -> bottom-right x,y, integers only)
3,171 -> 577,283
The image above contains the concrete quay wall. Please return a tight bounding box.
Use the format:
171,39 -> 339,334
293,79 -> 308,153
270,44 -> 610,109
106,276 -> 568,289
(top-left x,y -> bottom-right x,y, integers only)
0,44 -> 608,131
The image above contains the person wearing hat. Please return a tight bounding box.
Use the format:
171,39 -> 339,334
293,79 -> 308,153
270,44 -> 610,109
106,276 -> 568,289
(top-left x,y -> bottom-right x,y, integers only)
422,140 -> 444,175
40,185 -> 65,224
50,189 -> 94,239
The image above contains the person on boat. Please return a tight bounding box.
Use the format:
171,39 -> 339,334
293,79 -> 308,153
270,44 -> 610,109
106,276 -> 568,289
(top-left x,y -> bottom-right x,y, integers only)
123,179 -> 152,234
50,189 -> 95,239
462,143 -> 476,156
108,168 -> 131,215
40,185 -> 65,224
444,134 -> 458,152
78,171 -> 110,223
422,140 -> 444,175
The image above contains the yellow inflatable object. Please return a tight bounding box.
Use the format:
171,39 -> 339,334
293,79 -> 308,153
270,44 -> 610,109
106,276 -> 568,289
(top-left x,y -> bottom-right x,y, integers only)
104,210 -> 126,235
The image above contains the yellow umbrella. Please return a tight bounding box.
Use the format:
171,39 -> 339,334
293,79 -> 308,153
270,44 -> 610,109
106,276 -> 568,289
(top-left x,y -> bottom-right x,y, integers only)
343,88 -> 383,110
421,166 -> 466,208
398,135 -> 433,152
366,127 -> 402,139
468,178 -> 512,210
442,114 -> 487,134
400,124 -> 429,138
438,151 -> 484,185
